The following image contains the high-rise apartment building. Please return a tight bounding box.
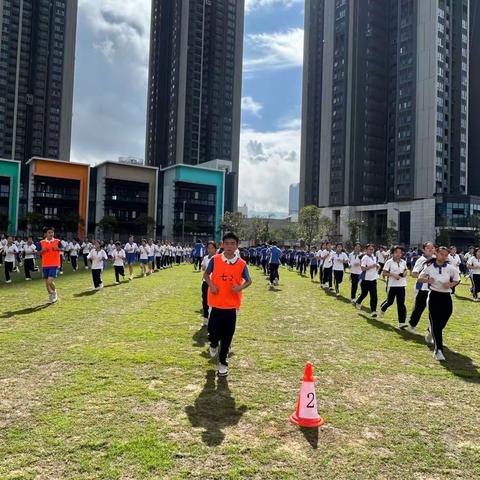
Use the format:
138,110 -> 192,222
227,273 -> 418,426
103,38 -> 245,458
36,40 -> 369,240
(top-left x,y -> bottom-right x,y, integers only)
300,0 -> 479,246
0,0 -> 78,164
145,0 -> 245,212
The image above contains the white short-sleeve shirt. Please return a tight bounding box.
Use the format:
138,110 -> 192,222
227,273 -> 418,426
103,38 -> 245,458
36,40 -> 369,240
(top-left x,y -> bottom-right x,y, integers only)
420,262 -> 460,293
112,249 -> 126,266
333,252 -> 349,271
361,255 -> 379,281
467,256 -> 480,275
349,252 -> 362,275
383,258 -> 408,287
87,249 -> 107,270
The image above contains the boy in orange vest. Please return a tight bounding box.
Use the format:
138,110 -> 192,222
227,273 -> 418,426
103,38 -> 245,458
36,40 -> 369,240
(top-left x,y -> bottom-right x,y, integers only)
203,232 -> 252,377
39,226 -> 62,303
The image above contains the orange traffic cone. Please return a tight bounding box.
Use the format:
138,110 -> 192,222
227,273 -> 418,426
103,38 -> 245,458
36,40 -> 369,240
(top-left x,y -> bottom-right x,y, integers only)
289,362 -> 324,428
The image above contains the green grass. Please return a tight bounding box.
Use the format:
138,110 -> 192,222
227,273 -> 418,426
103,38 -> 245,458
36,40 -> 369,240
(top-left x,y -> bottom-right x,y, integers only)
0,263 -> 479,479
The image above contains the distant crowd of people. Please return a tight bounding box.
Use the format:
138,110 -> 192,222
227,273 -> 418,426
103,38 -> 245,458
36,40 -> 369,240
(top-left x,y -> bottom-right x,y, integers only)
2,229 -> 479,368
237,240 -> 479,363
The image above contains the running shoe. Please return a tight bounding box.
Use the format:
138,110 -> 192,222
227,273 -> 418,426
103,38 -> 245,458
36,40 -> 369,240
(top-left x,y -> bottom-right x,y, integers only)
371,311 -> 378,318
407,325 -> 416,334
398,323 -> 408,330
209,345 -> 219,358
217,363 -> 228,377
434,350 -> 446,361
425,331 -> 434,345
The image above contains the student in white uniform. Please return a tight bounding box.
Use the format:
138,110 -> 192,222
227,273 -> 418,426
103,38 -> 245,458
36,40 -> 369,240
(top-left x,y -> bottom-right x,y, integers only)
2,236 -> 19,283
147,239 -> 156,272
111,241 -> 126,284
349,242 -> 363,303
200,241 -> 217,327
419,246 -> 460,361
81,238 -> 92,269
332,243 -> 349,296
22,237 -> 37,280
69,239 -> 80,271
467,248 -> 480,301
317,242 -> 326,285
408,241 -> 436,333
87,240 -> 108,290
139,239 -> 150,277
376,246 -> 387,274
321,242 -> 334,290
448,245 -> 461,295
380,246 -> 408,328
356,244 -> 379,317
124,236 -> 138,280
154,240 -> 162,271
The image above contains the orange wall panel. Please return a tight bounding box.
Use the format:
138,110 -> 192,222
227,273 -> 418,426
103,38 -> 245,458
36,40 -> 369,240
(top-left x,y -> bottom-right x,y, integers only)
33,160 -> 89,237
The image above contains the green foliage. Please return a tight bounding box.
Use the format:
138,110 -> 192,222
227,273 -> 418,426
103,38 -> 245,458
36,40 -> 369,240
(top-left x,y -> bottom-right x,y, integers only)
298,205 -> 321,247
346,218 -> 361,248
221,211 -> 246,237
97,215 -> 118,235
134,215 -> 156,237
385,220 -> 399,247
18,211 -> 46,235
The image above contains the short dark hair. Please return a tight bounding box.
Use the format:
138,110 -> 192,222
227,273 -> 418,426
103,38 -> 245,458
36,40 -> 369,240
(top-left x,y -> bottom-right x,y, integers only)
422,241 -> 434,249
390,245 -> 404,254
207,240 -> 217,249
354,242 -> 362,248
223,232 -> 239,243
43,226 -> 54,235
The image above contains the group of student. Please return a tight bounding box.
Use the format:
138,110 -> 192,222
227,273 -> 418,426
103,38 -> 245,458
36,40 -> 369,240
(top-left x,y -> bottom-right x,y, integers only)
241,240 -> 479,363
0,232 -> 197,290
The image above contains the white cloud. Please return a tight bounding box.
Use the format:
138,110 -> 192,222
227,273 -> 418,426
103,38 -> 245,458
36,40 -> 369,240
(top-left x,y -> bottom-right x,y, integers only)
241,96 -> 264,117
78,0 -> 151,80
245,0 -> 303,13
239,121 -> 301,212
244,28 -> 304,72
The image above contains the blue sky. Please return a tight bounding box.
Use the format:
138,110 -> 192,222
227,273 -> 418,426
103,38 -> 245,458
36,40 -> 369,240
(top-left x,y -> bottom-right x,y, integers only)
71,0 -> 305,214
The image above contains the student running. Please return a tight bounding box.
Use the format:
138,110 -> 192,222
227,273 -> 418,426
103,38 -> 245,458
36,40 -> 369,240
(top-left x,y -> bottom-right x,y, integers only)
203,232 -> 252,378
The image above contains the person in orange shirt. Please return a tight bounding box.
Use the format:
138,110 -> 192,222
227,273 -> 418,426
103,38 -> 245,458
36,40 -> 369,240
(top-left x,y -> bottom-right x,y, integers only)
39,227 -> 62,304
203,232 -> 252,377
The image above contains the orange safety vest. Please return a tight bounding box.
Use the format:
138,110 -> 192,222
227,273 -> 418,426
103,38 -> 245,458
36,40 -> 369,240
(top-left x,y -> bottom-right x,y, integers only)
40,239 -> 61,268
207,254 -> 247,310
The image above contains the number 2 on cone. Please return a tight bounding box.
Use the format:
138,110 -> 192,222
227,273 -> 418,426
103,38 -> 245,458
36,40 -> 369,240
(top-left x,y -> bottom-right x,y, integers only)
306,392 -> 315,408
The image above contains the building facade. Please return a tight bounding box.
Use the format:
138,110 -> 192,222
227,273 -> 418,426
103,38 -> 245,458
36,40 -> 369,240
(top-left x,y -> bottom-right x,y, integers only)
300,0 -> 479,247
89,162 -> 159,238
0,158 -> 21,234
145,0 -> 244,211
161,164 -> 225,243
26,157 -> 89,237
0,1 -> 77,165
288,183 -> 299,218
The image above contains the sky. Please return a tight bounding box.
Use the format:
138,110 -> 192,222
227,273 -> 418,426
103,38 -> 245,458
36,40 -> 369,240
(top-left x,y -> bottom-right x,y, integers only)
71,0 -> 305,214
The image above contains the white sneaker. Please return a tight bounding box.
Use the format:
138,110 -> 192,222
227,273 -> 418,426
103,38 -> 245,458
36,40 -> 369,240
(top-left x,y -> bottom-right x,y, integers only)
371,311 -> 378,318
99,283 -> 104,289
336,292 -> 340,297
407,325 -> 415,334
268,283 -> 273,289
273,279 -> 278,286
351,299 -> 356,304
25,278 -> 31,281
129,275 -> 133,281
59,271 -> 63,275
355,303 -> 361,310
425,331 -> 434,345
380,311 -> 385,318
115,281 -> 120,285
398,323 -> 408,330
85,266 -> 89,270
51,292 -> 58,303
434,350 -> 446,361
209,346 -> 219,358
5,280 -> 12,284
217,363 -> 228,377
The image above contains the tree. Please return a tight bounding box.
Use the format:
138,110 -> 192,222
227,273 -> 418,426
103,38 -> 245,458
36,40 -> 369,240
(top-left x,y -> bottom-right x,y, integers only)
221,211 -> 245,236
18,212 -> 45,235
248,217 -> 270,244
273,222 -> 299,245
62,212 -> 85,234
346,218 -> 361,248
97,215 -> 118,237
0,213 -> 9,233
385,220 -> 399,247
298,205 -> 322,248
134,214 -> 156,237
318,216 -> 337,242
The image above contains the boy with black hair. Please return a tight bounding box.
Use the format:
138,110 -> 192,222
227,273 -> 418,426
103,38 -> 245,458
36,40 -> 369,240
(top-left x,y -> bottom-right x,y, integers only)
203,232 -> 252,377
39,227 -> 61,303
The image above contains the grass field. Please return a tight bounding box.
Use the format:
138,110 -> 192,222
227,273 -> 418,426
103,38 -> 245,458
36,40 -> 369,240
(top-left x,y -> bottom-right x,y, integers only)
0,262 -> 479,480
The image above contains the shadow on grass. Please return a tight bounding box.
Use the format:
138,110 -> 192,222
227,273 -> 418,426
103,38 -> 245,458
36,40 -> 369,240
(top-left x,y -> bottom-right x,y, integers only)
300,426 -> 319,449
185,370 -> 247,446
454,294 -> 475,303
193,326 -> 208,348
1,303 -> 52,318
362,315 -> 480,383
73,290 -> 97,297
